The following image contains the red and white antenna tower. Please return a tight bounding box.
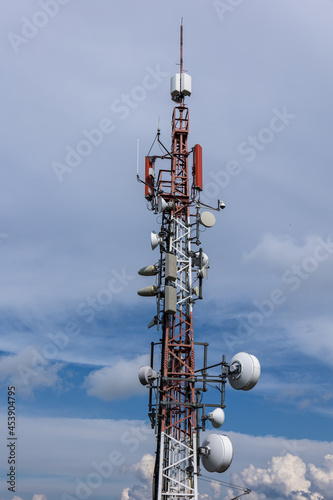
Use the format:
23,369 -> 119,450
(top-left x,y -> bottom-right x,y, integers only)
137,22 -> 260,500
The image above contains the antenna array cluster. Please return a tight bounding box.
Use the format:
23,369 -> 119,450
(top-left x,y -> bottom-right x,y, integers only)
136,24 -> 260,500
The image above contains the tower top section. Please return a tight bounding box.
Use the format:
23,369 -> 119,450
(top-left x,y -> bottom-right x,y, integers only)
170,20 -> 192,102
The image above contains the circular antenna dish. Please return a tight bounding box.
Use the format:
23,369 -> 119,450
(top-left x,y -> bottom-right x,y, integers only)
138,366 -> 158,386
201,433 -> 233,473
228,352 -> 261,391
200,211 -> 216,228
207,408 -> 225,429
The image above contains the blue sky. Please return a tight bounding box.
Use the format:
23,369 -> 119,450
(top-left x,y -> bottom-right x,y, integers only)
1,1 -> 333,499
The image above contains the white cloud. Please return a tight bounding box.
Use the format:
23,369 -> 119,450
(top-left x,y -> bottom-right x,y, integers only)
226,453 -> 333,499
121,454 -> 154,500
119,444 -> 333,500
32,495 -> 47,500
210,480 -> 221,498
121,485 -> 151,500
0,346 -> 63,397
244,454 -> 311,496
308,454 -> 333,496
127,454 -> 155,483
83,354 -> 149,400
120,488 -> 130,500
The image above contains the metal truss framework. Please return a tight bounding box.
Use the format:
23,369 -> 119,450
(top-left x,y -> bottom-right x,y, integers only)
158,432 -> 198,499
153,100 -> 198,500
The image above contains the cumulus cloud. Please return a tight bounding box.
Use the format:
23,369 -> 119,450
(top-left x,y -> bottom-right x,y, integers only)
32,495 -> 47,500
245,454 -> 311,495
120,488 -> 130,500
308,454 -> 333,495
118,440 -> 333,500
83,354 -> 149,400
127,453 -> 155,483
0,346 -> 63,397
121,454 -> 154,500
226,453 -> 331,500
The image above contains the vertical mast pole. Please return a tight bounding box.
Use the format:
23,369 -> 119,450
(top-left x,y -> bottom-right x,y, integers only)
180,18 -> 183,76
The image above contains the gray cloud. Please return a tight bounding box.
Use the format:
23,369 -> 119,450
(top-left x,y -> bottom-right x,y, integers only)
0,346 -> 64,397
83,354 -> 149,400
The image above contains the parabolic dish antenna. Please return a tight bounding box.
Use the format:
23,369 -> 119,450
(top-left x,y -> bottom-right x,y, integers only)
138,366 -> 158,386
200,211 -> 216,228
201,433 -> 233,473
228,352 -> 261,391
207,408 -> 225,429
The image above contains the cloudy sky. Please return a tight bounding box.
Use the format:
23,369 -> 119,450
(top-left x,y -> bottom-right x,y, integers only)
1,1 -> 333,499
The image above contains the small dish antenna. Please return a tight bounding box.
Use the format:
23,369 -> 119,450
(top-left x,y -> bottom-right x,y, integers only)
138,366 -> 158,386
207,408 -> 225,429
200,211 -> 216,228
228,352 -> 261,391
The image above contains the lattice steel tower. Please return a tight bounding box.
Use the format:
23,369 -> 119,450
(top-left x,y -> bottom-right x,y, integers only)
137,22 -> 260,500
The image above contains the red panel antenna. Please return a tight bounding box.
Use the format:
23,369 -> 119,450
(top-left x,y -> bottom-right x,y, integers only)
144,156 -> 154,200
194,144 -> 203,191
